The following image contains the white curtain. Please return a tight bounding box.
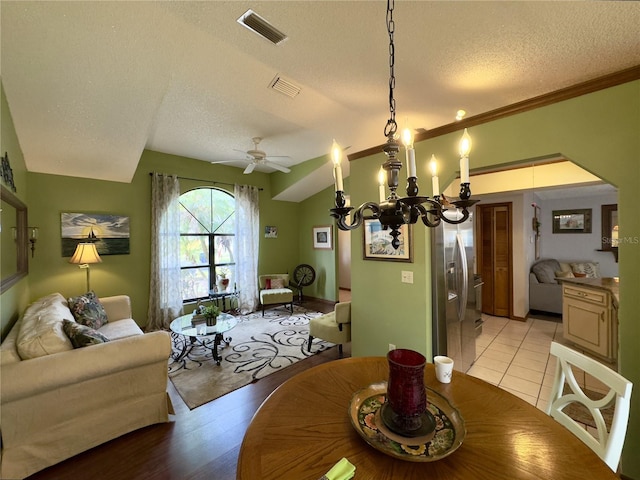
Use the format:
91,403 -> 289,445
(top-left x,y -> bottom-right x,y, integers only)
147,173 -> 183,331
234,184 -> 260,314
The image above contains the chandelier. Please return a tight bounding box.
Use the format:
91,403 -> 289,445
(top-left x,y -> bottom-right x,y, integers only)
329,0 -> 477,249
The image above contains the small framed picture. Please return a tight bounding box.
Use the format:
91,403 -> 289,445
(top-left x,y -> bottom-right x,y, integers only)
265,226 -> 278,238
313,225 -> 333,250
552,209 -> 592,234
363,218 -> 412,262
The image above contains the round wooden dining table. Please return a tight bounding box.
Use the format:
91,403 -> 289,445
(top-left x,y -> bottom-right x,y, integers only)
237,356 -> 617,479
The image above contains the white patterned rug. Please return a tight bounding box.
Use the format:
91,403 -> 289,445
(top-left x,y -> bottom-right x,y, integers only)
168,305 -> 333,409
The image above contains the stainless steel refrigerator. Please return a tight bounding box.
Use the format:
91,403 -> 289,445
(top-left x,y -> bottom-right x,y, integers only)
431,209 -> 480,372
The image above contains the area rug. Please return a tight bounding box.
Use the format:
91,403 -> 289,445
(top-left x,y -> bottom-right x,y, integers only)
168,305 -> 333,409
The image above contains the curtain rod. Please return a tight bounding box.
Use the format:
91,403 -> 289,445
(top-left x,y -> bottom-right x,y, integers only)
148,172 -> 263,191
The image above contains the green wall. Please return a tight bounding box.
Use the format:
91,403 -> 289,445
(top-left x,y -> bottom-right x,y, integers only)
0,82 -> 30,339
350,80 -> 640,476
296,177 -> 352,303
23,150 -> 304,326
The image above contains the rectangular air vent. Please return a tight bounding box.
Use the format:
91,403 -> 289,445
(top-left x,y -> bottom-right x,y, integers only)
237,9 -> 288,46
269,75 -> 301,98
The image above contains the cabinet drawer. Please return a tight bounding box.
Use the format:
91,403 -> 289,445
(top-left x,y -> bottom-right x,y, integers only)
563,286 -> 608,306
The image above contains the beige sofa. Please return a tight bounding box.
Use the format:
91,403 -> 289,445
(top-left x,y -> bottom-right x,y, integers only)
0,293 -> 172,479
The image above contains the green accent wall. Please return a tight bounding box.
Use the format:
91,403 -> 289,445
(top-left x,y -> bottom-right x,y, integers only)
0,82 -> 30,339
349,80 -> 640,476
23,150 -> 302,325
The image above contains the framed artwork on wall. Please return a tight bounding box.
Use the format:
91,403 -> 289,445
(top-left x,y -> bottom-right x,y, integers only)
362,218 -> 412,262
265,226 -> 278,238
61,212 -> 130,256
552,209 -> 592,234
312,225 -> 333,250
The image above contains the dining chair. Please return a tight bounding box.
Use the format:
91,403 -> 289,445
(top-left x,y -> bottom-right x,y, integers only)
545,341 -> 633,472
308,301 -> 351,357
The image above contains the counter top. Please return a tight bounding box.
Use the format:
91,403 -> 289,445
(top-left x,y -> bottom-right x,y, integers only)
558,277 -> 619,307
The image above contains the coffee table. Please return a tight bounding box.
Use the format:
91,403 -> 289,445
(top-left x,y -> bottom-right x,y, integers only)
169,312 -> 237,367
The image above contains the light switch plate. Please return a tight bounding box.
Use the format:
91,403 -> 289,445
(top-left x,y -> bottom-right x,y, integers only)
401,271 -> 413,284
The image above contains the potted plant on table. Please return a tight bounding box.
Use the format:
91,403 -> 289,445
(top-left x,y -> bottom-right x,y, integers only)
202,304 -> 220,326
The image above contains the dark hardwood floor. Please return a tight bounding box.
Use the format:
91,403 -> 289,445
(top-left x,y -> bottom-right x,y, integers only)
27,299 -> 347,480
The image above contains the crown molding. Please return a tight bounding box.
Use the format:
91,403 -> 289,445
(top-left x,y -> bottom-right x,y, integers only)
348,65 -> 640,162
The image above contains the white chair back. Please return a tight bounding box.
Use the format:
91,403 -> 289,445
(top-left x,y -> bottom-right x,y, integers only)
545,341 -> 632,472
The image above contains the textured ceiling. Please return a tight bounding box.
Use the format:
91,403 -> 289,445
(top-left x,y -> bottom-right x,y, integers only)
1,1 -> 639,200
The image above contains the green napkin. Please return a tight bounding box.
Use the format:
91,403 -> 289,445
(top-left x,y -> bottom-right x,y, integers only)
323,457 -> 355,480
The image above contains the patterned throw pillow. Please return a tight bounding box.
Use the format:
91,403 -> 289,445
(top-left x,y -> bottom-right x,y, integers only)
570,262 -> 600,278
67,291 -> 108,329
271,278 -> 285,289
62,319 -> 110,348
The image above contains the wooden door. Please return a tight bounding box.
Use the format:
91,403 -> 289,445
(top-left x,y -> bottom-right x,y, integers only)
477,203 -> 512,317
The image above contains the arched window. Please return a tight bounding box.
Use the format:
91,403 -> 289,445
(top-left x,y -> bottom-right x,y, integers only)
179,187 -> 235,301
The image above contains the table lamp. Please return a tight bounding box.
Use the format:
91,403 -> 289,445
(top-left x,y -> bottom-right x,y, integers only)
69,243 -> 102,291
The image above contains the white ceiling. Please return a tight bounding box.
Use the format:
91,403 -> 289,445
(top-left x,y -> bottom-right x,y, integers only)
2,1 -> 639,200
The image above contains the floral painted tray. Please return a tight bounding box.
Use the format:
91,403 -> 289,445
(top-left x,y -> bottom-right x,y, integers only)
348,381 -> 466,462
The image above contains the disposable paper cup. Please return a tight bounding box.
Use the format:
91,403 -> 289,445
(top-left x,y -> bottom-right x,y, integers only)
434,356 -> 454,383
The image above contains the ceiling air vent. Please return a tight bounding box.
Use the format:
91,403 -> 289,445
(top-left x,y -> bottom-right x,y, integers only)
269,75 -> 301,98
237,9 -> 288,46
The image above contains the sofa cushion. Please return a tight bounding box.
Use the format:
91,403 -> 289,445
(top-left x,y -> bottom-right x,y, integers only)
98,319 -> 144,341
570,261 -> 600,278
532,259 -> 561,284
16,293 -> 75,360
68,291 -> 108,329
62,319 -> 110,348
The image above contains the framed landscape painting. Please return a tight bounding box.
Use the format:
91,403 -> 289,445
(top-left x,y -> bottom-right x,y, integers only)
61,212 -> 130,256
363,218 -> 412,262
552,209 -> 592,234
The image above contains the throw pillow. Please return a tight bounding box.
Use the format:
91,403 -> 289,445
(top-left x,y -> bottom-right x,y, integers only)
62,319 -> 110,348
265,278 -> 272,289
532,259 -> 561,284
271,278 -> 285,289
570,262 -> 600,278
67,291 -> 108,329
555,270 -> 575,278
558,262 -> 573,273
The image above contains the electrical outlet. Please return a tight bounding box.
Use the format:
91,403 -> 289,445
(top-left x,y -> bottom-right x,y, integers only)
401,271 -> 413,284
389,343 -> 396,351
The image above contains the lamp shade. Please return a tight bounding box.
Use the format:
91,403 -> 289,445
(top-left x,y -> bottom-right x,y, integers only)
69,243 -> 102,265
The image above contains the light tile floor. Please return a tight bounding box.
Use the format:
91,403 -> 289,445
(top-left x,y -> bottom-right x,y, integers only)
467,313 -> 611,415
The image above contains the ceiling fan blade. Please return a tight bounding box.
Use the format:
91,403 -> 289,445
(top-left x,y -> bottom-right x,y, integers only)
265,155 -> 291,159
210,160 -> 241,165
265,161 -> 291,173
243,163 -> 257,174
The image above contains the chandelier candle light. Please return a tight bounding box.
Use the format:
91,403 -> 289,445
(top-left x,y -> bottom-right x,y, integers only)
329,0 -> 477,248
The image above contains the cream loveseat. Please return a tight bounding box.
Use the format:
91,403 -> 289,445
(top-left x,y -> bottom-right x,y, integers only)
0,293 -> 173,479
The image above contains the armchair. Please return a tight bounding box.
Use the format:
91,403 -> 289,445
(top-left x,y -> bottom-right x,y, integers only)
258,274 -> 294,316
308,301 -> 351,356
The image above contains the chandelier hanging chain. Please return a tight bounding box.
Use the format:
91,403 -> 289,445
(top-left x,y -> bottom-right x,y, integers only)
385,0 -> 397,138
329,0 -> 478,249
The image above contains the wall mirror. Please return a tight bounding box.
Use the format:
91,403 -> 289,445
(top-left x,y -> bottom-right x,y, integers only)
1,183 -> 28,293
601,203 -> 618,262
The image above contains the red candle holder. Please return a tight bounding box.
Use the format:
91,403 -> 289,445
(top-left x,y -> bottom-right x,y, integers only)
383,348 -> 434,436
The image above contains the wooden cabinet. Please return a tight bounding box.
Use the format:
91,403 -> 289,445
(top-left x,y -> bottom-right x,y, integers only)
562,284 -> 617,361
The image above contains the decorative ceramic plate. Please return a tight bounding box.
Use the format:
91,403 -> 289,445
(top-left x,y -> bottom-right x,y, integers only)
348,381 -> 466,462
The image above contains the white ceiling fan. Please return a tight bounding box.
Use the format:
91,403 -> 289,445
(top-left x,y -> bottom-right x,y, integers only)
211,137 -> 291,174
